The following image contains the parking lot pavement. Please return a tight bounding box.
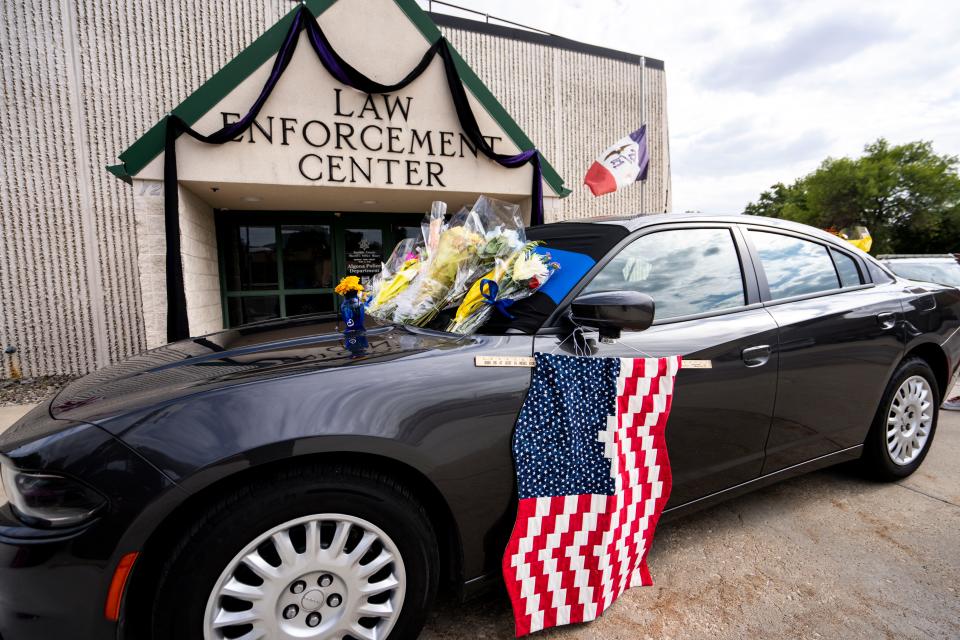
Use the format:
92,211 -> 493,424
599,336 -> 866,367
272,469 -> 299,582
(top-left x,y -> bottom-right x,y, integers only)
422,407 -> 960,640
0,404 -> 36,430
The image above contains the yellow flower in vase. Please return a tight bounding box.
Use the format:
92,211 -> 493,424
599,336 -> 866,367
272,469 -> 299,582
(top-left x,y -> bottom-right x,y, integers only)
335,276 -> 364,297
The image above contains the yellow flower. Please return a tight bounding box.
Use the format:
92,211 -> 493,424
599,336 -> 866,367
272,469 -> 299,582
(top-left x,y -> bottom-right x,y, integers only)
452,260 -> 509,324
373,259 -> 419,306
335,276 -> 364,296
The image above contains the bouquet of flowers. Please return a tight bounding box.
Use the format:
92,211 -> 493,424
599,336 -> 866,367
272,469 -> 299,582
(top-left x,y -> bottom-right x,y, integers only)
364,195 -> 549,333
335,275 -> 366,331
391,223 -> 485,326
447,244 -> 557,334
420,197 -> 528,315
366,238 -> 422,319
388,196 -> 526,327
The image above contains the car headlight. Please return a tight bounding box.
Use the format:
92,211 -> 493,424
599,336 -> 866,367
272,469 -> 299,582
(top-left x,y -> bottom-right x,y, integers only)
1,462 -> 106,527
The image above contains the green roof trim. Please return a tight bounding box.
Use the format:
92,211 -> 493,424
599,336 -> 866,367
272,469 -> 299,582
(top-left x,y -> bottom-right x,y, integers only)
106,163 -> 132,184
110,0 -> 569,197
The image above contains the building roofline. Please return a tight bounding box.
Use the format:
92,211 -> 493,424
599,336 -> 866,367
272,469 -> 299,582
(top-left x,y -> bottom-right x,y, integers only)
109,0 -> 570,197
430,12 -> 665,69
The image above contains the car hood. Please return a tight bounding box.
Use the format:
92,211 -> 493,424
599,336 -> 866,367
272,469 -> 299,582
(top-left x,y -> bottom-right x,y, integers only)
48,315 -> 470,425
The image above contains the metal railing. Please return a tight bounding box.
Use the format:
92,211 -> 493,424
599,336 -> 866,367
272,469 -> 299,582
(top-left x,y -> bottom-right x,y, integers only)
425,0 -> 555,36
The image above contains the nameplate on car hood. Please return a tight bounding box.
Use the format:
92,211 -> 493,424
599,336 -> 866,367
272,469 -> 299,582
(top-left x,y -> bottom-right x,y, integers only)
475,356 -> 536,368
683,359 -> 712,369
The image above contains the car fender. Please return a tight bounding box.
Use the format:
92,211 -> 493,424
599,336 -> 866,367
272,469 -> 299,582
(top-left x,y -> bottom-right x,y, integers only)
99,337 -> 535,579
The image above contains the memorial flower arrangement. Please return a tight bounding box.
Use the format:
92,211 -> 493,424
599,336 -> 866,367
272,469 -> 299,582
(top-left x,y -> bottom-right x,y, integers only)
366,239 -> 422,318
392,225 -> 484,326
447,243 -> 556,334
365,196 -> 557,334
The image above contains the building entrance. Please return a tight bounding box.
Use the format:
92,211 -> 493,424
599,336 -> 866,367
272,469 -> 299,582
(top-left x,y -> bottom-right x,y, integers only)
216,211 -> 421,327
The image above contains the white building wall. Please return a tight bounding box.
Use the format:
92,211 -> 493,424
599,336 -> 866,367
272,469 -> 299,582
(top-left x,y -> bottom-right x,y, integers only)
131,179 -> 167,350
179,187 -> 223,340
0,0 -> 669,376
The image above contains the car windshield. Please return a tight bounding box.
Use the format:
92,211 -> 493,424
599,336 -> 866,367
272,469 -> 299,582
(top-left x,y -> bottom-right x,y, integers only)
886,261 -> 960,287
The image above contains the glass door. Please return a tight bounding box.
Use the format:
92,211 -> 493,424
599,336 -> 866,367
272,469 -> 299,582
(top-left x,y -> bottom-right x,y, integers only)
218,212 -> 422,328
220,221 -> 336,326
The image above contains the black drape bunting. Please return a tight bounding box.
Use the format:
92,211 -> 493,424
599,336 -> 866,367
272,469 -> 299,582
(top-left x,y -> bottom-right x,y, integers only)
161,6 -> 547,342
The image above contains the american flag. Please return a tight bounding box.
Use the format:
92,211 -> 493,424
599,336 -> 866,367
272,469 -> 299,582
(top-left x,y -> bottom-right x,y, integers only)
503,353 -> 681,636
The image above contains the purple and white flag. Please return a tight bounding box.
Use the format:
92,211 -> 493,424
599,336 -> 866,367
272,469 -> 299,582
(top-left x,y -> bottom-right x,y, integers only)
584,126 -> 650,196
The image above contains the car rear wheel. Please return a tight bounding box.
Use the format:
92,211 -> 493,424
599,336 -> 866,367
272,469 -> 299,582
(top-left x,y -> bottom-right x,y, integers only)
862,357 -> 940,480
151,465 -> 439,640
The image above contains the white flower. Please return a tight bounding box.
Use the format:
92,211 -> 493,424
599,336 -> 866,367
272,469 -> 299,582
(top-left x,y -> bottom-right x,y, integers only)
511,252 -> 550,282
485,227 -> 522,248
501,228 -> 522,249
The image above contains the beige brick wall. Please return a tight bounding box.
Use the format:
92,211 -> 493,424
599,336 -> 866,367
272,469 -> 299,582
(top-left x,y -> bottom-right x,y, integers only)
132,179 -> 167,349
133,181 -> 222,349
179,187 -> 223,342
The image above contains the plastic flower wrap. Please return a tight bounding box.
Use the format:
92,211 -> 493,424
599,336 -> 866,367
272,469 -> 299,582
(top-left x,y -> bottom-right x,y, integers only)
391,196 -> 525,327
825,225 -> 872,253
424,197 -> 528,318
422,200 -> 446,258
392,224 -> 485,326
447,244 -> 557,335
366,238 -> 422,318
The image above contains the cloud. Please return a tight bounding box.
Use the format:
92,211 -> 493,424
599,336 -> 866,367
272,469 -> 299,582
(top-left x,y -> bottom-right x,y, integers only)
698,12 -> 902,92
675,120 -> 832,177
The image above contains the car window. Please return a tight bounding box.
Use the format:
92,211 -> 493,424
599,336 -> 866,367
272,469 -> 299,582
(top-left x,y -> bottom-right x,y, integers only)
749,231 -> 839,300
867,260 -> 896,284
584,228 -> 745,320
833,250 -> 862,287
886,261 -> 960,287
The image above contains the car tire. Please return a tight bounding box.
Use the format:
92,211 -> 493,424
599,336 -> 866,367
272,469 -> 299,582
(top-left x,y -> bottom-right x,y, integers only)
862,357 -> 940,481
150,464 -> 439,640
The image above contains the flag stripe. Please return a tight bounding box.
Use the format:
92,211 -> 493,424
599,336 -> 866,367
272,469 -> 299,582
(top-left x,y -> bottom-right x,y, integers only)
503,353 -> 681,636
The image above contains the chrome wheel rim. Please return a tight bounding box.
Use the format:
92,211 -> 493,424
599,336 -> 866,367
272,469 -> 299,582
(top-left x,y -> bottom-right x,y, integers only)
203,513 -> 405,640
886,375 -> 934,466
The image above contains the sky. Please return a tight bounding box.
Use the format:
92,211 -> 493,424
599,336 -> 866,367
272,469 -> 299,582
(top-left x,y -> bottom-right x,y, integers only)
420,0 -> 960,213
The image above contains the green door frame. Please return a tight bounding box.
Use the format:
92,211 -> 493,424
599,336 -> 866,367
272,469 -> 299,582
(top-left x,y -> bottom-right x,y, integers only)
215,210 -> 422,328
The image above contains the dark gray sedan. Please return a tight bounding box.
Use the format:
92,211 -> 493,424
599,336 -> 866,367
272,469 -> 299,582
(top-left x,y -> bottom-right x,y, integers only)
1,214 -> 959,640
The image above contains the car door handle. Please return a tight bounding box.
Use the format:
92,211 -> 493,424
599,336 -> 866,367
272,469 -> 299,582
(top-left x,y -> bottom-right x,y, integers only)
741,345 -> 771,368
877,312 -> 897,330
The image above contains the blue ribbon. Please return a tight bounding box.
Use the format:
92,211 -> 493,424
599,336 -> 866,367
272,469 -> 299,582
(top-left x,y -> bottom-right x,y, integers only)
480,279 -> 516,319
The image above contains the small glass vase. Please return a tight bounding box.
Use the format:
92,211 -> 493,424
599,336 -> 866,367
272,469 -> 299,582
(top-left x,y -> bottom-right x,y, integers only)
340,291 -> 365,332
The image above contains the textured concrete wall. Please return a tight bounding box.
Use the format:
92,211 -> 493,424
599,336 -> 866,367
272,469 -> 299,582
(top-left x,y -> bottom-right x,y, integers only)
1,0 -> 293,377
0,0 -> 669,376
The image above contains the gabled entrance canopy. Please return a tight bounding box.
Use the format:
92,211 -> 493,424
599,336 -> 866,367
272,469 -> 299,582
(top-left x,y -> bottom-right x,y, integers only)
108,0 -> 569,214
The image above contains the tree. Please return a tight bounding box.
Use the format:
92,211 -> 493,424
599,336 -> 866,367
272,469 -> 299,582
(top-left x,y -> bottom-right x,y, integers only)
744,139 -> 960,254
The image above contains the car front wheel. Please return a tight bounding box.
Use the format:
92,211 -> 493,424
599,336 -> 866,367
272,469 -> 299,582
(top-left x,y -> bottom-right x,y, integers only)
151,465 -> 439,640
862,357 -> 940,480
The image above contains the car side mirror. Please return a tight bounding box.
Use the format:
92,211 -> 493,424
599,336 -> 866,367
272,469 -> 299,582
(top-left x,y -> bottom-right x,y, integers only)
570,291 -> 656,340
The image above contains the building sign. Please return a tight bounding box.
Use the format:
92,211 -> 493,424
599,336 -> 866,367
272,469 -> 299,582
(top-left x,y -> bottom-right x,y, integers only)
221,89 -> 503,188
344,228 -> 383,282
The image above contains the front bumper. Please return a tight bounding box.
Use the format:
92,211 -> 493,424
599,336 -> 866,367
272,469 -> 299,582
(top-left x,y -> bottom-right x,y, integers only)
0,505 -> 119,639
0,419 -> 177,640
